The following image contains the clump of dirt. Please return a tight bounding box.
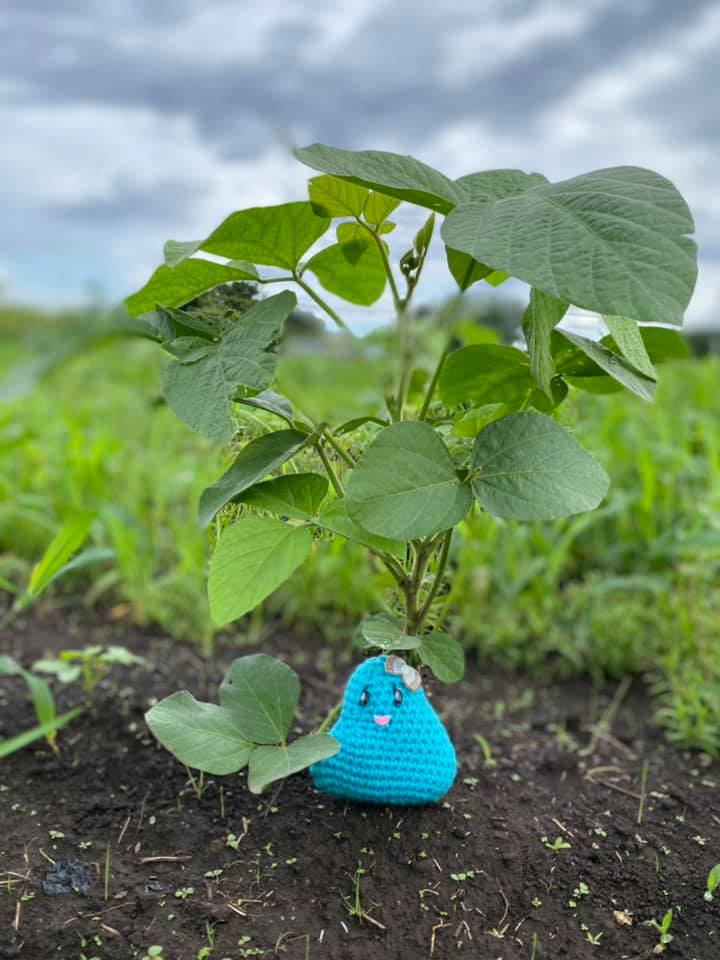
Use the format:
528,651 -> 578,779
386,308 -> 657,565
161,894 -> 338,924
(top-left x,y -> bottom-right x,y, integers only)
1,612 -> 718,959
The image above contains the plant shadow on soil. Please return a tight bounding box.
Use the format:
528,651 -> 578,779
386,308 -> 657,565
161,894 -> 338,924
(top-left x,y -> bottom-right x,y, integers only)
1,613 -> 719,960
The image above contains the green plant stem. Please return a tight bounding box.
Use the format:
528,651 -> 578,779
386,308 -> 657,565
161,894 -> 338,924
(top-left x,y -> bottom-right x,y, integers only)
401,539 -> 435,634
418,347 -> 450,421
417,530 -> 453,629
293,274 -> 353,334
316,442 -> 345,497
185,765 -> 206,800
323,428 -> 355,466
380,553 -> 408,587
103,843 -> 111,901
394,305 -> 413,422
362,223 -> 403,313
315,699 -> 342,734
637,759 -> 649,825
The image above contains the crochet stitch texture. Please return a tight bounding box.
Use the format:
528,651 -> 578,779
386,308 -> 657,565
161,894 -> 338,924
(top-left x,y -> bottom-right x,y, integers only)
310,655 -> 457,804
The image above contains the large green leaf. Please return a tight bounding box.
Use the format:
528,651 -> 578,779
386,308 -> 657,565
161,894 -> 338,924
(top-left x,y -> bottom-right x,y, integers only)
208,517 -> 312,625
218,653 -> 299,744
198,429 -> 309,526
295,144 -> 465,214
345,422 -> 472,540
438,345 -> 533,409
247,734 -> 339,794
316,499 -> 406,558
522,289 -> 570,396
418,633 -> 465,683
604,315 -> 656,378
236,473 -> 329,520
471,412 -> 609,520
308,175 -> 368,218
145,691 -> 253,775
304,240 -> 386,306
125,259 -> 258,317
442,166 -> 697,325
165,202 -> 330,271
162,291 -> 296,444
455,168 -> 548,200
556,330 -> 656,401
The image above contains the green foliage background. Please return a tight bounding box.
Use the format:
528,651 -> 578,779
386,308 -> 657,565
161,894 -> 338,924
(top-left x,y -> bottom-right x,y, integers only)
1,303 -> 719,753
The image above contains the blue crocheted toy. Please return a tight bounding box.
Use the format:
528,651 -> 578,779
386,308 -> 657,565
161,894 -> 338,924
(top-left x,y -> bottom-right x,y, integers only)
310,654 -> 457,805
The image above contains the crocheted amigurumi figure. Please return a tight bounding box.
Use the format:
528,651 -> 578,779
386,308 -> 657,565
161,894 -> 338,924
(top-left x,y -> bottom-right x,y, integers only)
310,654 -> 457,804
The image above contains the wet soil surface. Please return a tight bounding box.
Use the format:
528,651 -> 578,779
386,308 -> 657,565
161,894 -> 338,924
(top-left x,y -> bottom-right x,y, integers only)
1,613 -> 719,960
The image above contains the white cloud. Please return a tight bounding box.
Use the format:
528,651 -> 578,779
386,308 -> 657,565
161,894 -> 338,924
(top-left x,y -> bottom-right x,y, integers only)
439,0 -> 612,86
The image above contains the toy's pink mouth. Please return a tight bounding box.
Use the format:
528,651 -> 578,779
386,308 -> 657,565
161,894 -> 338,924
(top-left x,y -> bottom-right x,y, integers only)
373,714 -> 392,727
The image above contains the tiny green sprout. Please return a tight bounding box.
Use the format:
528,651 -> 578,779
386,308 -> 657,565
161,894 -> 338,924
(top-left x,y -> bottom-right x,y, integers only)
174,886 -> 194,900
584,929 -> 603,946
705,864 -> 720,902
450,870 -> 475,882
542,835 -> 571,852
646,908 -> 674,952
226,833 -> 241,851
532,897 -> 542,908
141,948 -> 164,960
569,880 -> 590,906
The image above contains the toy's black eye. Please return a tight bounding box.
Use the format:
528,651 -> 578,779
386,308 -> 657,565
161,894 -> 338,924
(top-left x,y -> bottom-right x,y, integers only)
359,687 -> 369,707
393,686 -> 403,706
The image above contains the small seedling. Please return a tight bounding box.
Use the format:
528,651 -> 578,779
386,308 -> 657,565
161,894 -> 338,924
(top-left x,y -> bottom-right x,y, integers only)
184,766 -> 207,800
645,908 -> 674,953
0,512 -> 108,631
33,644 -> 145,700
705,864 -> 720,902
569,881 -> 589,907
541,835 -> 571,852
197,921 -> 216,959
141,948 -> 164,960
473,734 -> 496,769
343,865 -> 367,922
0,656 -> 83,757
174,886 -> 194,900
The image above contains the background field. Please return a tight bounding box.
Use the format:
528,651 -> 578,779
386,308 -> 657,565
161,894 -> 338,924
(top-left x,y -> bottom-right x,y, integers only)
1,302 -> 719,755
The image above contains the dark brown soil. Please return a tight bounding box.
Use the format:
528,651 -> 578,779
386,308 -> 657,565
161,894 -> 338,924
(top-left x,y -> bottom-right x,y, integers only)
1,613 -> 719,960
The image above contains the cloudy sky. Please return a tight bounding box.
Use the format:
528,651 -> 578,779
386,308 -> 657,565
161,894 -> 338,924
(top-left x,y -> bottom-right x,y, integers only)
3,0 -> 718,330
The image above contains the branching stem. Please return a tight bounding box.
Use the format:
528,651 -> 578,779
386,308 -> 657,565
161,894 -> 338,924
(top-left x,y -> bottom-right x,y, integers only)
316,441 -> 344,497
293,274 -> 353,335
